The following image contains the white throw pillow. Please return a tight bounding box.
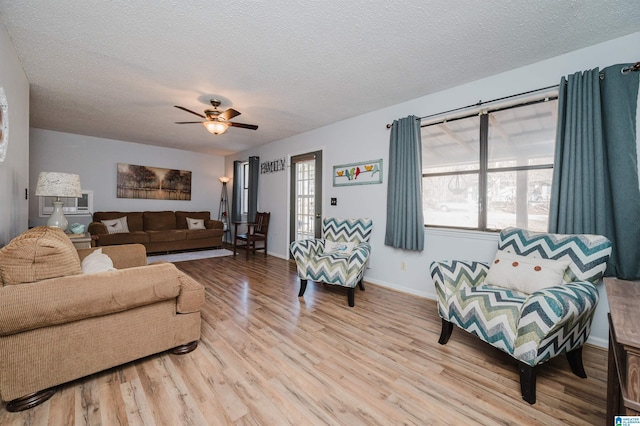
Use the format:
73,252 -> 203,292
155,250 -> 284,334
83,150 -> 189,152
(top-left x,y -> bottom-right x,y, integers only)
101,216 -> 130,234
485,251 -> 570,294
81,248 -> 117,274
324,240 -> 356,255
186,217 -> 206,230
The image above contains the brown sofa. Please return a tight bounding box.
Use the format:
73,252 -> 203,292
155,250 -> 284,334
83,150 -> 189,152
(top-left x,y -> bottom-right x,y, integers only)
0,226 -> 204,411
88,210 -> 224,253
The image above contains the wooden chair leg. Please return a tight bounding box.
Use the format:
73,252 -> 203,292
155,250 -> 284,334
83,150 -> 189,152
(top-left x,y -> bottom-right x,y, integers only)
6,388 -> 56,412
566,346 -> 587,378
438,319 -> 454,345
298,279 -> 308,297
358,278 -> 365,291
519,362 -> 537,404
169,341 -> 198,355
347,287 -> 355,307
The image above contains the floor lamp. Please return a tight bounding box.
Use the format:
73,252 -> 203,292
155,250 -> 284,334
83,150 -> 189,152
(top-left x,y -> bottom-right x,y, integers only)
35,171 -> 82,231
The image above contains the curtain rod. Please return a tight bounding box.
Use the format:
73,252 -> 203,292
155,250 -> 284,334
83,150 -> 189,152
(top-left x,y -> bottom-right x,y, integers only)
385,84 -> 558,129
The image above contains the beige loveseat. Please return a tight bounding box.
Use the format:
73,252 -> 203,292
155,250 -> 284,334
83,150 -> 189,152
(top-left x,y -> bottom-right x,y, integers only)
0,226 -> 204,411
89,210 -> 224,253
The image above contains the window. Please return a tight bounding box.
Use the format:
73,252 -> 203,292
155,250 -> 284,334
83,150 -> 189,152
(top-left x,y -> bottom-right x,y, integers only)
422,97 -> 558,232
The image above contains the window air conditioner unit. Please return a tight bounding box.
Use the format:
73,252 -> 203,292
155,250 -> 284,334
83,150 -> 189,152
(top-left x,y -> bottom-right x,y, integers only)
39,190 -> 93,217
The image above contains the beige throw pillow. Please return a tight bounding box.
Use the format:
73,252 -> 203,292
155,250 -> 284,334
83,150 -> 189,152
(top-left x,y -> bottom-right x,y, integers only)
81,248 -> 117,274
101,216 -> 129,234
484,251 -> 570,294
186,217 -> 206,230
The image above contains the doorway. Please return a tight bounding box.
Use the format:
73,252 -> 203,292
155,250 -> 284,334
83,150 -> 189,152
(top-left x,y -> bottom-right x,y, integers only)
290,150 -> 323,254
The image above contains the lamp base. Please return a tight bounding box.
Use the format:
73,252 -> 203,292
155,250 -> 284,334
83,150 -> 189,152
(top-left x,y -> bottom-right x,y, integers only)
47,201 -> 69,231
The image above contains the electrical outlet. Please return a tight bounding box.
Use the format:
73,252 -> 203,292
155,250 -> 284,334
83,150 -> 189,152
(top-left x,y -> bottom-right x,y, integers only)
401,261 -> 406,271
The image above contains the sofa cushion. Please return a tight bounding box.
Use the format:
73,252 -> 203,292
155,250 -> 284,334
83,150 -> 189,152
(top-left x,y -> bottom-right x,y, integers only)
93,212 -> 144,232
97,231 -> 150,246
0,226 -> 82,286
485,251 -> 570,294
147,230 -> 187,243
176,211 -> 210,229
144,211 -> 177,231
186,228 -> 221,241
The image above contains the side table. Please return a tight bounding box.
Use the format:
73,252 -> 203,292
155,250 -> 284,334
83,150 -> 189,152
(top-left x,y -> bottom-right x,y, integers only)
67,233 -> 92,250
605,277 -> 640,423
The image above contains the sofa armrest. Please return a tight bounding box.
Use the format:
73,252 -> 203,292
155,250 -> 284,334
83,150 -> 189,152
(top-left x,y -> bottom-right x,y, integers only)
514,281 -> 599,365
347,242 -> 371,270
430,260 -> 489,319
88,221 -> 108,235
205,219 -> 224,230
0,263 -> 181,335
176,271 -> 205,313
77,243 -> 147,269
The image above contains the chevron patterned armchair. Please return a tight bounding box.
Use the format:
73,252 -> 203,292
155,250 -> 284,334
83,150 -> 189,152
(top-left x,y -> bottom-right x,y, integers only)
430,227 -> 611,404
290,218 -> 372,307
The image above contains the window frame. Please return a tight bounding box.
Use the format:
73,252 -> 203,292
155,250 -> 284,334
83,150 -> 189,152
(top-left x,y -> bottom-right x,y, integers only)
422,96 -> 558,232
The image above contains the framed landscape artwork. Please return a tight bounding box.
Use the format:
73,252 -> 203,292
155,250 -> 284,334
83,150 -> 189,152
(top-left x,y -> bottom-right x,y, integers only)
333,159 -> 383,187
117,163 -> 192,200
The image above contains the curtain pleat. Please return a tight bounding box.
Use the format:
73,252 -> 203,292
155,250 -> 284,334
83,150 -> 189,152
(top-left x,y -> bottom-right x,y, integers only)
549,65 -> 640,279
248,156 -> 259,223
231,160 -> 243,223
384,115 -> 424,251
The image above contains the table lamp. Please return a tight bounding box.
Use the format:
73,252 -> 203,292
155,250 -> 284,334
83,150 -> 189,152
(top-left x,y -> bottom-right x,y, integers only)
35,171 -> 82,231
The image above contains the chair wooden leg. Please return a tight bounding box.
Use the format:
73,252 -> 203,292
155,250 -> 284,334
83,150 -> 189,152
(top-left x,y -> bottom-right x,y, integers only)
169,341 -> 198,355
566,347 -> 587,378
438,319 -> 454,345
347,287 -> 355,307
298,279 -> 308,297
358,278 -> 365,291
6,388 -> 56,412
519,362 -> 537,404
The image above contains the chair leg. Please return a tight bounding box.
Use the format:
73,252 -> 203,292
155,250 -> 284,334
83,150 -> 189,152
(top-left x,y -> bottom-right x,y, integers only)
6,388 -> 56,412
519,362 -> 537,404
438,319 -> 454,345
358,278 -> 365,291
566,347 -> 587,378
347,287 -> 355,307
169,341 -> 198,355
298,279 -> 308,297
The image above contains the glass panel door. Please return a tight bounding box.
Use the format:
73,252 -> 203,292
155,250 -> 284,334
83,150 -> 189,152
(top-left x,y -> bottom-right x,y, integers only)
290,151 -> 323,253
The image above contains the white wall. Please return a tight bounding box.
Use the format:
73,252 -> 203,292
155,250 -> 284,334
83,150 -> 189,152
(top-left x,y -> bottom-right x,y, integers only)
29,129 -> 226,228
0,19 -> 30,246
227,31 -> 640,347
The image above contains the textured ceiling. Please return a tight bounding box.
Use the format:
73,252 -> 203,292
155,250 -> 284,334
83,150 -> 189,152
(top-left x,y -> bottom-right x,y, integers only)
1,1 -> 639,156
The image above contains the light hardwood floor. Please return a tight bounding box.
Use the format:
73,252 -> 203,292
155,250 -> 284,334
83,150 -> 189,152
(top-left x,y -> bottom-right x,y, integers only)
0,254 -> 608,425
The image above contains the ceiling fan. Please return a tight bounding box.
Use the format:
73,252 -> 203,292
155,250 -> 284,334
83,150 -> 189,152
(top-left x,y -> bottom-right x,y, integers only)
174,99 -> 258,135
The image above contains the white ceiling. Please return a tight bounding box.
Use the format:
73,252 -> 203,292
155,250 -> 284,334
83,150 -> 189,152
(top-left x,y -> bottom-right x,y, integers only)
1,1 -> 639,156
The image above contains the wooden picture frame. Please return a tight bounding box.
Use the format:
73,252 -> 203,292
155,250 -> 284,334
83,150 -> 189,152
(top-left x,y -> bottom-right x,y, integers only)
333,159 -> 383,187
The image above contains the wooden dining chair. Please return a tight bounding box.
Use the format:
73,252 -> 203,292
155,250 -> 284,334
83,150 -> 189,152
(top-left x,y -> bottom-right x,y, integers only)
233,212 -> 270,259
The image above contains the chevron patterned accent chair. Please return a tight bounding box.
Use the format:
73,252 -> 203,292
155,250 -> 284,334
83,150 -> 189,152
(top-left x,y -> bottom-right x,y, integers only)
290,218 -> 372,307
430,227 -> 612,404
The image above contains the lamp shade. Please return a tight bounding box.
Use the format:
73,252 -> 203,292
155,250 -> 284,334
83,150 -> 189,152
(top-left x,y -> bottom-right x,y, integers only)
219,176 -> 230,183
203,121 -> 228,135
35,172 -> 82,197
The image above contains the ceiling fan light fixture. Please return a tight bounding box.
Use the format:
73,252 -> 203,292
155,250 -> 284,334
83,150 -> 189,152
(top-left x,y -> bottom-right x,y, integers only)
203,121 -> 228,135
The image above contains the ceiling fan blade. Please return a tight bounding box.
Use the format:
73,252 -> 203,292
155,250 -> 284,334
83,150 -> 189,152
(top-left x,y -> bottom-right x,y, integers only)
174,105 -> 206,119
175,121 -> 204,124
228,121 -> 259,130
220,108 -> 241,121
